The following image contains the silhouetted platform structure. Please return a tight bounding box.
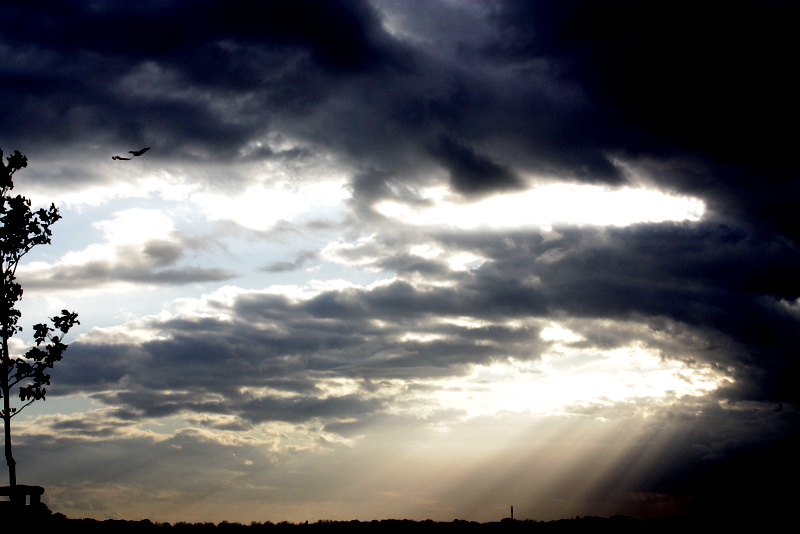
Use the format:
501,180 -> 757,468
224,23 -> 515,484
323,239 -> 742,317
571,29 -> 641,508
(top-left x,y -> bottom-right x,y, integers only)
0,484 -> 45,507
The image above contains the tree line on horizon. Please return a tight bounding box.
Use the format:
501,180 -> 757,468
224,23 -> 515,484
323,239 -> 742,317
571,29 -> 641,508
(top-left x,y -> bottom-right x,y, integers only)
18,513 -> 771,532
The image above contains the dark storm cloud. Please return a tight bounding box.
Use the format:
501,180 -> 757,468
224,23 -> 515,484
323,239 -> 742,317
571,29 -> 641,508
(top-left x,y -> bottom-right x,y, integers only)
427,220 -> 800,404
486,0 -> 799,237
0,0 -> 617,195
2,0 -> 795,218
239,394 -> 386,425
260,219 -> 800,404
427,135 -> 522,195
51,274 -> 550,426
491,0 -> 797,171
0,0 -> 395,160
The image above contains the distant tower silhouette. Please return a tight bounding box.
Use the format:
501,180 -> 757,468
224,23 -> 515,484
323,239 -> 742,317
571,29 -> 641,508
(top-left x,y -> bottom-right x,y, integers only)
511,505 -> 514,520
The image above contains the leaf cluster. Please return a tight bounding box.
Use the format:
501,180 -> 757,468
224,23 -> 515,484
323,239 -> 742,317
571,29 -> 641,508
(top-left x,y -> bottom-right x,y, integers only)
0,149 -> 27,191
1,150 -> 62,336
3,311 -> 80,414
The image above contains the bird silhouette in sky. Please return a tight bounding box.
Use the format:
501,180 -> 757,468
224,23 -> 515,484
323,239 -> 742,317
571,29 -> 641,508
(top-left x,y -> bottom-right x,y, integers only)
111,155 -> 131,160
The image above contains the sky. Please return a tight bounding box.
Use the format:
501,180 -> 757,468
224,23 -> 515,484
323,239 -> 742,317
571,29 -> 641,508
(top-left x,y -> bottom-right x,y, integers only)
0,0 -> 798,524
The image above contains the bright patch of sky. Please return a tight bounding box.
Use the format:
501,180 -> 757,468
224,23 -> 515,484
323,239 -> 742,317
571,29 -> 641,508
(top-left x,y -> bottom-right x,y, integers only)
376,183 -> 705,229
386,324 -> 727,423
191,179 -> 349,231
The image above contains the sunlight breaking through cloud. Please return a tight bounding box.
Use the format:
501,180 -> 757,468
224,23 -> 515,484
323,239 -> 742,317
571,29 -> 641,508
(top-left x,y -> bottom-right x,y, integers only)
405,350 -> 727,422
375,183 -> 705,229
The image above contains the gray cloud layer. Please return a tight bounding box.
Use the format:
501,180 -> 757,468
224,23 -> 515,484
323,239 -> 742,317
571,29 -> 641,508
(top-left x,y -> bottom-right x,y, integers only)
2,0 -> 798,521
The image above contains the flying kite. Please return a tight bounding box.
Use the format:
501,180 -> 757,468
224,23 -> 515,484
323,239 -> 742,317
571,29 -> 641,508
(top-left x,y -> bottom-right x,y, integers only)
112,147 -> 150,160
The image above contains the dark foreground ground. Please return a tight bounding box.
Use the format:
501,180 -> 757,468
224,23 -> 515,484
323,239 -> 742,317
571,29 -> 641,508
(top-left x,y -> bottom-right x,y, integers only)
7,513 -> 780,533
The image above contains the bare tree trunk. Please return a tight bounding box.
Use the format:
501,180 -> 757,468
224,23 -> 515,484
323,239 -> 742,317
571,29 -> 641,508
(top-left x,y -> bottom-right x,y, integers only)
0,264 -> 16,487
1,335 -> 16,487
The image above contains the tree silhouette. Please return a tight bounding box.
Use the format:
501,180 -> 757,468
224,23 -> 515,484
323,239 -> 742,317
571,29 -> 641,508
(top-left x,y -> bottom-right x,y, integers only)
0,149 -> 79,487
